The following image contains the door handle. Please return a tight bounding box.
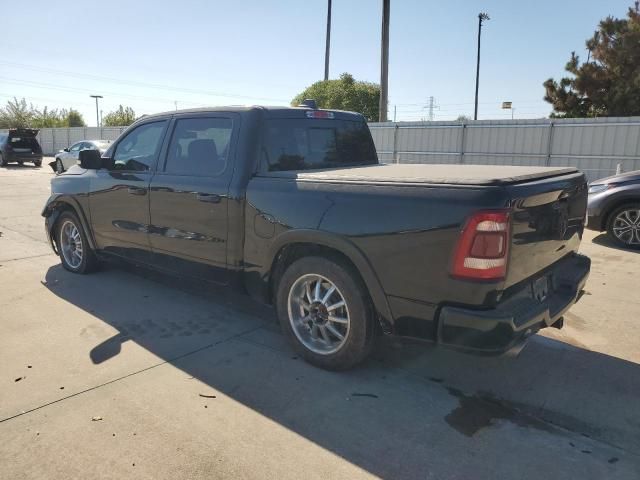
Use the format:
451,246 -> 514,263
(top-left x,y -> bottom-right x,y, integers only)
196,193 -> 221,204
127,186 -> 147,196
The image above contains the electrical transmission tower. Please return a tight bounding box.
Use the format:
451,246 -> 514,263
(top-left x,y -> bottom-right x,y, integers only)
426,96 -> 439,121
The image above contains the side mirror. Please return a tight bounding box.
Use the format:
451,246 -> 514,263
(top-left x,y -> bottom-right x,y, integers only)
63,147 -> 70,152
79,149 -> 103,169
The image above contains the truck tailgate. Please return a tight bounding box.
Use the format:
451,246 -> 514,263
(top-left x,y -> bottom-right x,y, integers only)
505,170 -> 588,288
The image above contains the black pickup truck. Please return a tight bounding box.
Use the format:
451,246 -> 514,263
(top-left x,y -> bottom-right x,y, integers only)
42,105 -> 590,370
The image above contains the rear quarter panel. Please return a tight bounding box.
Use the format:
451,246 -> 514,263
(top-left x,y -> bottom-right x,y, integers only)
244,176 -> 512,312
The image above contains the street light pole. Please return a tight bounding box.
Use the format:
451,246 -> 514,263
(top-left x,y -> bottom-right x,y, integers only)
90,95 -> 103,127
473,13 -> 489,121
324,0 -> 332,81
379,0 -> 390,122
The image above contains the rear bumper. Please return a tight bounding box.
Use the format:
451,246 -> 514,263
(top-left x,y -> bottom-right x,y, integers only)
437,253 -> 590,354
5,152 -> 43,163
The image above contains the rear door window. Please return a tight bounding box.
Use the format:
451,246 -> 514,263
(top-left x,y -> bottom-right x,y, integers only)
262,119 -> 377,171
163,117 -> 233,176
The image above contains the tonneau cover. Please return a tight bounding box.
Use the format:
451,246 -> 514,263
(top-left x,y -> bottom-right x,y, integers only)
265,164 -> 579,186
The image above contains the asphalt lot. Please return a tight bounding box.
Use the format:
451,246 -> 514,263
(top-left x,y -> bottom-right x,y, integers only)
1,162 -> 639,479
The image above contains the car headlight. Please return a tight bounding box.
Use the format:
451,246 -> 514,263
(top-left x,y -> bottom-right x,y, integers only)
588,184 -> 608,194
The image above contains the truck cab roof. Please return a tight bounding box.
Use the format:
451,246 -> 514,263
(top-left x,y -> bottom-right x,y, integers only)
138,105 -> 366,122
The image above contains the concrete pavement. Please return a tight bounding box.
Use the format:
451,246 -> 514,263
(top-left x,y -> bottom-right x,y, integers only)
1,164 -> 639,479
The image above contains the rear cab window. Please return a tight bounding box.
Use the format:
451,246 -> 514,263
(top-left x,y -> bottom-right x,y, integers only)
262,113 -> 377,172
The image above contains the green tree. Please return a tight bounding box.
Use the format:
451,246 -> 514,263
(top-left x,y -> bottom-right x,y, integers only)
455,115 -> 472,122
63,109 -> 86,127
544,2 -> 640,117
103,105 -> 136,126
0,97 -> 35,128
292,73 -> 380,121
32,106 -> 63,128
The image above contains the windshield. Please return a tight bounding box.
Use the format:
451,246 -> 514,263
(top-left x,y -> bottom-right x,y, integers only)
263,119 -> 378,172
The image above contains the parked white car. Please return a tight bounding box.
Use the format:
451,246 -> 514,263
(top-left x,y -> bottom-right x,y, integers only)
54,140 -> 111,173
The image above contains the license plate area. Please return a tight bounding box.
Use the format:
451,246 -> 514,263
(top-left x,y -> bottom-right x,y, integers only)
533,275 -> 551,302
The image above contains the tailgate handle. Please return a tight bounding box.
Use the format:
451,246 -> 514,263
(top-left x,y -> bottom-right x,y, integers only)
196,193 -> 221,204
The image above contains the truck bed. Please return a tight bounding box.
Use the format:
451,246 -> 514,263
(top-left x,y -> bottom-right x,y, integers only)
265,163 -> 578,186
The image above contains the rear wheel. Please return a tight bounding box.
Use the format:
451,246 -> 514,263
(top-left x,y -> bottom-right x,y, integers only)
607,204 -> 640,249
34,159 -> 42,167
276,256 -> 375,370
17,160 -> 23,166
56,211 -> 99,273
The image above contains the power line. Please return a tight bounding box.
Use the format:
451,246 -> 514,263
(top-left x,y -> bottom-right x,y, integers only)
0,76 -> 221,106
0,60 -> 291,103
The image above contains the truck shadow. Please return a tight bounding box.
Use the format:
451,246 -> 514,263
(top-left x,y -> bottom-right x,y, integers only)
42,262 -> 640,476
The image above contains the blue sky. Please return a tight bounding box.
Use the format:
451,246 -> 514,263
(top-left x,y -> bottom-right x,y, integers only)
1,0 -> 632,125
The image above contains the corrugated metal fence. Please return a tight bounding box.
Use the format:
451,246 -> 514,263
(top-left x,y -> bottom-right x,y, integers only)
0,127 -> 127,155
369,117 -> 640,182
37,127 -> 127,155
3,118 -> 640,182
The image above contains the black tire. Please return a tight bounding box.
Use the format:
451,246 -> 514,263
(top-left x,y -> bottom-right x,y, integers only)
0,153 -> 7,167
56,158 -> 64,174
56,211 -> 99,274
606,203 -> 640,249
34,159 -> 42,167
275,256 -> 375,370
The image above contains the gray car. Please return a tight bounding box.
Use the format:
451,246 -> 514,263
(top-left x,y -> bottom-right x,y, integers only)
54,140 -> 111,173
586,170 -> 640,248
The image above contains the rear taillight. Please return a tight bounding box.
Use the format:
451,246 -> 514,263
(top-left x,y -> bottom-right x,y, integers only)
451,210 -> 510,281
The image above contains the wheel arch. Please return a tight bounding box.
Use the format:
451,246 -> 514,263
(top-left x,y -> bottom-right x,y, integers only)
602,197 -> 640,231
43,196 -> 96,251
266,230 -> 393,333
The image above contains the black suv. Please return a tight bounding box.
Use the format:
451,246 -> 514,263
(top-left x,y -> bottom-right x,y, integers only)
0,128 -> 43,167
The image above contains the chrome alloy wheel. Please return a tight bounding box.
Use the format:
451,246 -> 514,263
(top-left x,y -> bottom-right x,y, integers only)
60,220 -> 83,269
287,274 -> 351,355
612,209 -> 640,245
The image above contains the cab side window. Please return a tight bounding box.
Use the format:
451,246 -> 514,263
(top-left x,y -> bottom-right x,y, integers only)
113,121 -> 167,171
164,117 -> 232,176
70,142 -> 83,152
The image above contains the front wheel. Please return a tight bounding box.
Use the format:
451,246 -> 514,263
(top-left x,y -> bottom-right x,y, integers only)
34,159 -> 42,167
276,256 -> 375,370
56,211 -> 99,273
0,154 -> 7,167
607,204 -> 640,249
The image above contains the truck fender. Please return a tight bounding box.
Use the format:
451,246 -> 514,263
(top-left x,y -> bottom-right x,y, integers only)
266,229 -> 393,331
42,195 -> 97,251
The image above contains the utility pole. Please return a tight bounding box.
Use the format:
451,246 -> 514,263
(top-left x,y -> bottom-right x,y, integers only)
473,12 -> 489,121
324,0 -> 332,81
393,105 -> 397,122
90,95 -> 103,127
379,0 -> 390,122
